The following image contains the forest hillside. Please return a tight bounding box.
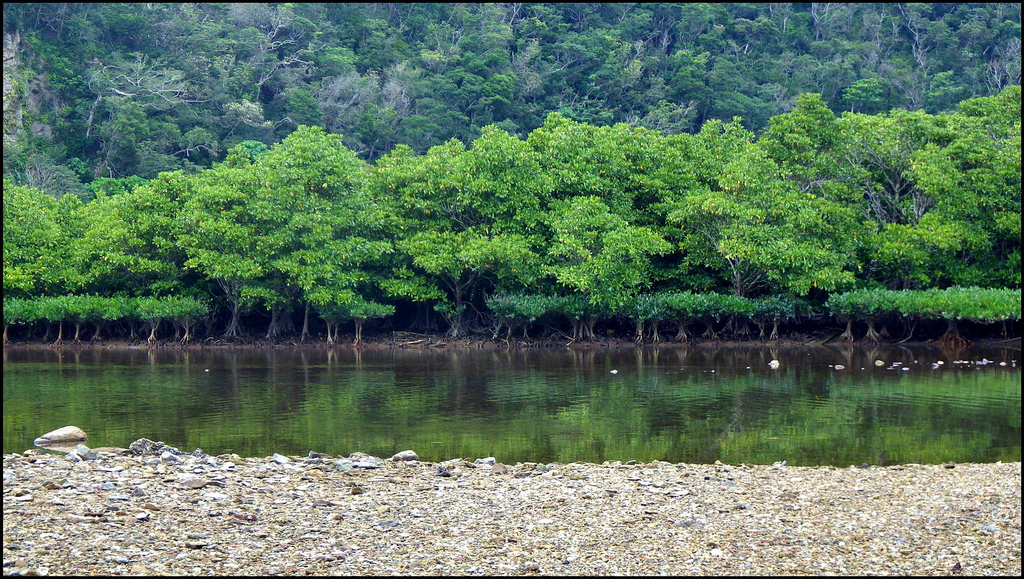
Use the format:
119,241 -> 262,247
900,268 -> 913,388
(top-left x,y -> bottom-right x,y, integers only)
3,3 -> 1020,195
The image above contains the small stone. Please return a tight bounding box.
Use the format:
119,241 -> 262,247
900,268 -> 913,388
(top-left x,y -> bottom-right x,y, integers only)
66,514 -> 98,523
72,444 -> 97,461
473,457 -> 496,466
161,451 -> 183,465
180,476 -> 208,489
348,453 -> 385,468
272,453 -> 292,464
127,438 -> 183,457
674,517 -> 704,529
336,460 -> 354,472
492,464 -> 509,475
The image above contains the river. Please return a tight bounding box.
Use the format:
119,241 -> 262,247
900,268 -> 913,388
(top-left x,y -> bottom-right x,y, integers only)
3,343 -> 1019,466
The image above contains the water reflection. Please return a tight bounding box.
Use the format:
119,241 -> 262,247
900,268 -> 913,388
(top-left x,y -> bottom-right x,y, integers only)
3,344 -> 1019,466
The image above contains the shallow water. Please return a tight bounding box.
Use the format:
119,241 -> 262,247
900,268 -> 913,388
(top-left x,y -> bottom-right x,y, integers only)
3,344 -> 1020,466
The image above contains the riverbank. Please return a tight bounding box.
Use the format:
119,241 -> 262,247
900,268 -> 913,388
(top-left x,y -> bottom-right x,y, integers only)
4,332 -> 1021,351
3,446 -> 1020,576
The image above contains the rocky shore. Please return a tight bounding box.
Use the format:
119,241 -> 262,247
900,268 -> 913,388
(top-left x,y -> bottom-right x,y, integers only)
3,441 -> 1020,576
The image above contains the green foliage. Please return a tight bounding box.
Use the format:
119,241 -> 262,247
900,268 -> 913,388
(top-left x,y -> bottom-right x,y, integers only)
5,1 -> 1018,186
3,298 -> 38,327
896,287 -> 1022,324
544,195 -> 671,311
317,297 -> 394,324
2,181 -> 66,297
830,287 -> 1021,325
2,77 -> 1019,344
486,294 -> 552,329
826,289 -> 900,321
751,295 -> 798,323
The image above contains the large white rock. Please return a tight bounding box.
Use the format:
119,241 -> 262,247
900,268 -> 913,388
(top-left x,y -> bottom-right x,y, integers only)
34,425 -> 87,445
389,450 -> 419,462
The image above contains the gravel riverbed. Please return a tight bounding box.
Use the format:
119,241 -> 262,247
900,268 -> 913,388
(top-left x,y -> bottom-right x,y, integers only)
3,444 -> 1020,576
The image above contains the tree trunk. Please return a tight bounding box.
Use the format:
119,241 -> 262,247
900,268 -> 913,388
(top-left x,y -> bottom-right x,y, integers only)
863,318 -> 883,343
569,320 -> 582,341
265,303 -> 281,339
354,319 -> 364,345
300,303 -> 311,342
939,318 -> 969,347
674,320 -> 691,342
223,298 -> 242,338
701,321 -> 718,340
181,321 -> 194,345
219,280 -> 243,338
148,320 -> 161,346
51,322 -> 64,346
839,319 -> 855,341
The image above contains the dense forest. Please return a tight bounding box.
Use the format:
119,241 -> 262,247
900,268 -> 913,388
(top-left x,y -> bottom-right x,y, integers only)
4,86 -> 1020,345
2,3 -> 1021,195
2,4 -> 1021,345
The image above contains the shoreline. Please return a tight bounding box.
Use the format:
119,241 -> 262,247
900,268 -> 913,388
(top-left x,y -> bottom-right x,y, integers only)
3,334 -> 1021,351
3,447 -> 1020,576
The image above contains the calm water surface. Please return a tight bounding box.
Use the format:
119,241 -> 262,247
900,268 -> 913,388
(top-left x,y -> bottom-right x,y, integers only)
3,344 -> 1020,466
